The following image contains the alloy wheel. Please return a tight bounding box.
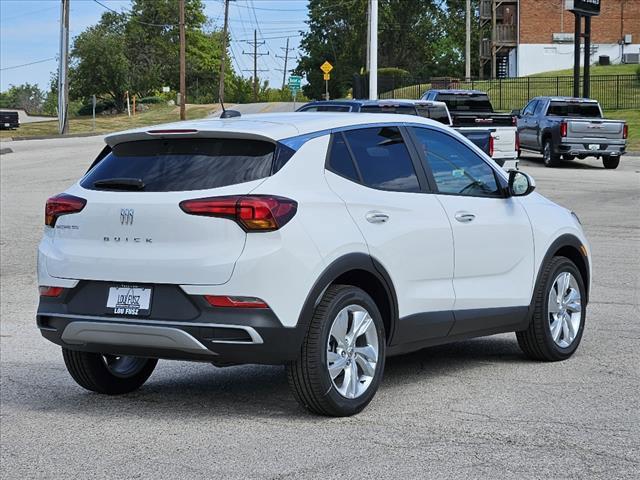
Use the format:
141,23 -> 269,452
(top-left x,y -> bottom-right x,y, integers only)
326,304 -> 379,399
548,272 -> 582,348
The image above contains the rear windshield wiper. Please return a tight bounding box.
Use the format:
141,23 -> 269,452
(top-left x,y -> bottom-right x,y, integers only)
93,178 -> 145,190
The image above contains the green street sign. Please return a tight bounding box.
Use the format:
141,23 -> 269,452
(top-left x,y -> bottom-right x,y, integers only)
288,75 -> 302,88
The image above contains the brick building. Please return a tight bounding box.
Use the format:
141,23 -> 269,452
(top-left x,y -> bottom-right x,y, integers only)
480,0 -> 640,77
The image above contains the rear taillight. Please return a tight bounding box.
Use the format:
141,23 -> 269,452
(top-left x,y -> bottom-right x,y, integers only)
180,195 -> 297,232
515,131 -> 520,152
39,286 -> 65,297
623,124 -> 628,139
489,135 -> 495,157
511,116 -> 517,126
560,121 -> 568,137
45,194 -> 86,227
204,295 -> 268,308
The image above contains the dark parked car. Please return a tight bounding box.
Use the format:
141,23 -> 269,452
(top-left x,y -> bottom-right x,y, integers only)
0,111 -> 19,130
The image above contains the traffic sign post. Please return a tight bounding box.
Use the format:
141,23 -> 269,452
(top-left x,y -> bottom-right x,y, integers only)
320,61 -> 333,100
288,75 -> 302,110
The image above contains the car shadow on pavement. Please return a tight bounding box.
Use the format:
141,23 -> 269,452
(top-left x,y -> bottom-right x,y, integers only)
519,155 -> 602,169
7,336 -> 531,419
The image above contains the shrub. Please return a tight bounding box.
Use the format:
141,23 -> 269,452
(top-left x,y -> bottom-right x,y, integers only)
76,99 -> 116,116
138,96 -> 163,104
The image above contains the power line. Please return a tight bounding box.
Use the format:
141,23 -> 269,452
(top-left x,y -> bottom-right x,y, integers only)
0,5 -> 58,22
242,29 -> 269,101
1,57 -> 56,71
92,0 -> 178,27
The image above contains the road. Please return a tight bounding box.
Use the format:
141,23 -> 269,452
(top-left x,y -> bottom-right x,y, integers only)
1,136 -> 639,479
1,109 -> 57,124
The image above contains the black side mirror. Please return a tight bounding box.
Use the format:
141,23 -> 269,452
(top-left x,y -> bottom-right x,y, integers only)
508,170 -> 535,197
511,109 -> 521,117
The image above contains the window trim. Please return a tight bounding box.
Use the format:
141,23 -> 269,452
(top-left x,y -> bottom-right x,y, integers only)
324,127 -> 427,194
406,126 -> 507,199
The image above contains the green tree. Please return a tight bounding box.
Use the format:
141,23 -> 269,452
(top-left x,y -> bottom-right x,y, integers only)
0,83 -> 46,113
69,11 -> 131,112
296,0 -> 480,99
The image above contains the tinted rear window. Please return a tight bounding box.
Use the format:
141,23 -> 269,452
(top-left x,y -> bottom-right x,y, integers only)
82,138 -> 276,192
435,94 -> 493,112
547,102 -> 601,118
328,133 -> 359,181
299,105 -> 351,112
343,127 -> 420,192
415,105 -> 450,124
360,105 -> 417,115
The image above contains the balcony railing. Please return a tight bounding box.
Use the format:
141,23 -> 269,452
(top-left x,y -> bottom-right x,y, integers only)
494,24 -> 517,44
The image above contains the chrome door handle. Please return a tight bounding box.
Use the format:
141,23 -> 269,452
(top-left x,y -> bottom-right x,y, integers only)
454,212 -> 476,223
365,211 -> 390,224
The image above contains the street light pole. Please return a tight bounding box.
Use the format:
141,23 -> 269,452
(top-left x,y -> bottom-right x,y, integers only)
58,0 -> 70,135
368,0 -> 378,100
179,0 -> 186,120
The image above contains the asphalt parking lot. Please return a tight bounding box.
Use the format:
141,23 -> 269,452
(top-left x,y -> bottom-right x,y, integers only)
1,136 -> 639,479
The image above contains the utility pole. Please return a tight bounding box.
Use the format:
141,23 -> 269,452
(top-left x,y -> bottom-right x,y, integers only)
465,0 -> 471,81
368,0 -> 378,100
242,29 -> 268,102
573,13 -> 582,98
58,0 -> 70,135
275,38 -> 294,90
218,0 -> 230,103
179,0 -> 186,120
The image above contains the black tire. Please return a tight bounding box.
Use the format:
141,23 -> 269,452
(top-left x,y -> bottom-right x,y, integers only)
62,348 -> 157,394
287,285 -> 386,416
602,156 -> 620,169
516,257 -> 587,361
543,139 -> 561,167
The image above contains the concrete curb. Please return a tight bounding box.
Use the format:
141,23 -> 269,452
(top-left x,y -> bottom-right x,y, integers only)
8,132 -> 104,142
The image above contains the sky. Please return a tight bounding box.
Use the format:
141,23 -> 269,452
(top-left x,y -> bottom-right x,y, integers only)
0,0 -> 310,92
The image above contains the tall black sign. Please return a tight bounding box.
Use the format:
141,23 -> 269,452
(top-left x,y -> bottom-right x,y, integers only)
566,0 -> 601,16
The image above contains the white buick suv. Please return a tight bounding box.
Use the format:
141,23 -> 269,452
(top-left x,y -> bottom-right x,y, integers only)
37,113 -> 591,416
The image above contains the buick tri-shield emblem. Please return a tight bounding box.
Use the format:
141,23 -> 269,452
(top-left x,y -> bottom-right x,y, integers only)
120,208 -> 134,225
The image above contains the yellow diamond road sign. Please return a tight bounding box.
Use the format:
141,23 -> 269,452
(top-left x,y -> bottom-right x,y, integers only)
320,61 -> 333,74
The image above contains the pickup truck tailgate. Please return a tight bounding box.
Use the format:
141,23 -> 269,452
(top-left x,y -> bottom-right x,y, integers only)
568,120 -> 624,140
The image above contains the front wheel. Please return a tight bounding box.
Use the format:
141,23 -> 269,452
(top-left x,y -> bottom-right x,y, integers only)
287,285 -> 386,416
516,257 -> 586,361
62,349 -> 157,394
602,156 -> 620,169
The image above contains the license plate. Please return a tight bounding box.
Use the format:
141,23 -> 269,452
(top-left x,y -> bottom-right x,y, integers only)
3,123 -> 9,127
588,144 -> 600,151
106,286 -> 152,316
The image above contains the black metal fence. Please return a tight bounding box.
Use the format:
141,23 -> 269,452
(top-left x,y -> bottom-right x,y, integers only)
352,74 -> 640,111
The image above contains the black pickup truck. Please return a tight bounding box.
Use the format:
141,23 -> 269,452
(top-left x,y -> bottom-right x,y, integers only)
0,111 -> 20,130
420,89 -> 515,127
514,97 -> 627,169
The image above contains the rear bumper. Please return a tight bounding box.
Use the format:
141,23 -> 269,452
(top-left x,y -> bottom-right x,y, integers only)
556,140 -> 626,157
37,282 -> 306,365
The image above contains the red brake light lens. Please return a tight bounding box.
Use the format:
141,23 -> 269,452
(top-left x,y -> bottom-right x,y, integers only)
180,195 -> 297,232
204,295 -> 268,309
39,286 -> 65,297
45,194 -> 87,227
515,131 -> 520,152
623,124 -> 628,139
489,135 -> 494,157
560,121 -> 568,137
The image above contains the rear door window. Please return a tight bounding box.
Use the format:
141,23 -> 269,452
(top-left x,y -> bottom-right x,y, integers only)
82,138 -> 276,192
343,127 -> 420,192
